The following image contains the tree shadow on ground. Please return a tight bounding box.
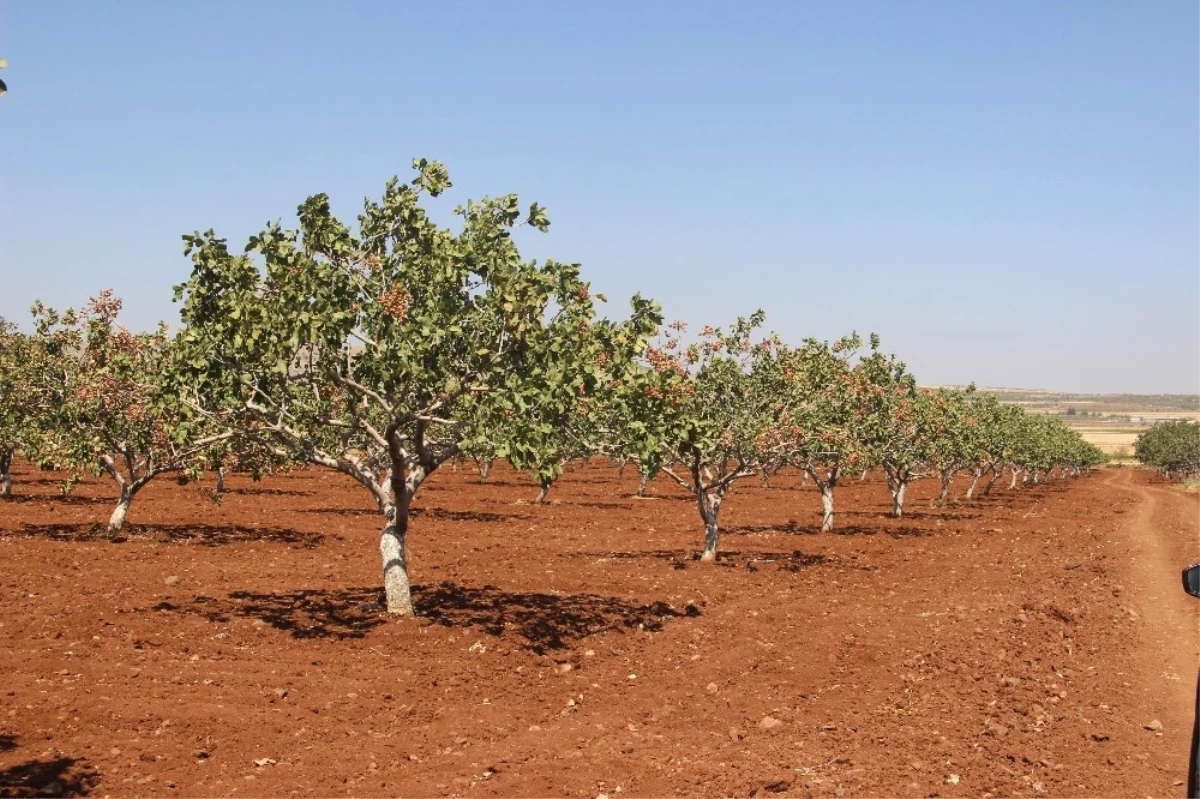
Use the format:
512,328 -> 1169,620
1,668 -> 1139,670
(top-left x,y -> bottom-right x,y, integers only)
727,520 -> 805,535
451,478 -> 527,488
0,751 -> 96,797
176,587 -> 386,639
569,500 -> 637,510
824,523 -> 936,538
561,548 -> 829,573
562,549 -> 691,563
168,582 -> 698,653
0,493 -> 110,506
295,506 -> 378,518
3,522 -> 325,548
903,509 -> 982,521
411,508 -> 529,523
728,520 -> 934,539
414,582 -> 698,654
222,486 -> 314,497
0,735 -> 14,752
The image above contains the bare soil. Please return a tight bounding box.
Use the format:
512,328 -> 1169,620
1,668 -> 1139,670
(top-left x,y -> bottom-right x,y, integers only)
1,459 -> 1196,798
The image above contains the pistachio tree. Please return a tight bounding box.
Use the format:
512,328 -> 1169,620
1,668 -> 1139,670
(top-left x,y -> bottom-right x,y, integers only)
920,386 -> 979,505
21,292 -> 229,532
853,342 -> 924,518
0,317 -> 32,497
618,314 -> 780,561
777,333 -> 875,532
174,160 -> 659,614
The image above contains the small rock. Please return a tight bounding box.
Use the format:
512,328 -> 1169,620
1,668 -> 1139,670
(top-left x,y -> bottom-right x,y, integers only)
164,575 -> 181,587
556,663 -> 573,673
1145,720 -> 1163,732
728,727 -> 742,741
706,682 -> 719,694
40,781 -> 63,796
1001,676 -> 1020,687
1090,732 -> 1110,742
274,688 -> 288,699
253,757 -> 276,767
758,715 -> 783,731
110,747 -> 121,757
193,749 -> 209,760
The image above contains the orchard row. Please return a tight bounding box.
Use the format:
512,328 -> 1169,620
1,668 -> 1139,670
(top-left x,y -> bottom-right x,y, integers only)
1134,420 -> 1200,479
0,160 -> 1106,615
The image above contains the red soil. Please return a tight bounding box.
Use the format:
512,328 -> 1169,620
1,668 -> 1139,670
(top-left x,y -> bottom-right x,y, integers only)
0,459 -> 1196,798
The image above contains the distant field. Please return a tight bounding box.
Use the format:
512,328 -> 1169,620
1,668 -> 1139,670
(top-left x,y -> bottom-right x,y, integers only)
924,386 -> 1200,458
1070,426 -> 1142,455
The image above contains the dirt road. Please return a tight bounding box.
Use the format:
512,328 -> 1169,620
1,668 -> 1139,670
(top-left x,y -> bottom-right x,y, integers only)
1101,469 -> 1199,792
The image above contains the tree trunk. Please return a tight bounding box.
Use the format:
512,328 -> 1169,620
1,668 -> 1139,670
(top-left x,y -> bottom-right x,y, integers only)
379,501 -> 413,615
0,449 -> 11,498
965,467 -> 983,499
535,479 -> 551,504
108,485 -> 132,534
698,492 -> 723,562
637,471 -> 650,497
820,483 -> 835,532
937,468 -> 954,506
982,467 -> 1002,496
885,465 -> 908,518
215,466 -> 226,494
380,440 -> 425,616
1008,468 -> 1020,490
891,476 -> 908,518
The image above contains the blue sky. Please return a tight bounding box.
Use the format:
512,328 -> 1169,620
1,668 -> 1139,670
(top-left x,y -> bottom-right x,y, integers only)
1,1 -> 1196,393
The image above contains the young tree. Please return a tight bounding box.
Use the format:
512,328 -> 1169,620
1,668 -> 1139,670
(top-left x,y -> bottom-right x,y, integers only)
22,292 -> 229,533
174,160 -> 660,615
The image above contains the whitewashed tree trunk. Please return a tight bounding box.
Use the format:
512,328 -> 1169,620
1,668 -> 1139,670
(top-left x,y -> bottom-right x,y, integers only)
380,453 -> 425,616
885,465 -> 908,518
379,501 -> 413,615
215,466 -> 226,494
982,467 -> 1002,496
637,471 -> 650,497
891,478 -> 908,518
965,467 -> 983,499
108,486 -> 132,533
820,485 -> 835,532
0,449 -> 12,498
937,467 -> 954,505
535,480 -> 551,504
698,491 -> 723,562
1008,468 -> 1020,490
